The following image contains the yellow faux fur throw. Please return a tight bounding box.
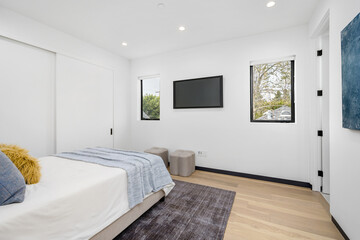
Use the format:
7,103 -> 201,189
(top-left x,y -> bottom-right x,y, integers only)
0,144 -> 41,184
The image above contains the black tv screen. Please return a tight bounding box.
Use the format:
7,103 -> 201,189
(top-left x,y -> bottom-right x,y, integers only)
173,76 -> 223,109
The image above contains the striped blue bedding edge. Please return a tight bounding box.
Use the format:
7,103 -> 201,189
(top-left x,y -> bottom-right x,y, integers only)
55,147 -> 173,208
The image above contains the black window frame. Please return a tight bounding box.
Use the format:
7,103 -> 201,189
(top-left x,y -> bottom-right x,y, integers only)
140,79 -> 160,121
250,60 -> 295,123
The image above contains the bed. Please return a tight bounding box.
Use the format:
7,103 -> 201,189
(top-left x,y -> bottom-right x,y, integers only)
0,151 -> 175,240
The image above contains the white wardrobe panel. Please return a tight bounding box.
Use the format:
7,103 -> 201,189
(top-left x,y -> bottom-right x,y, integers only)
56,54 -> 114,153
0,37 -> 55,157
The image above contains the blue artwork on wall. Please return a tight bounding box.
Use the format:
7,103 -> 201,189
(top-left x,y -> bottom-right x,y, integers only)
341,12 -> 360,130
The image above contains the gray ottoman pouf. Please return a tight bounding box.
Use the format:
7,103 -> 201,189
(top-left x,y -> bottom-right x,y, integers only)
145,147 -> 168,167
170,150 -> 195,177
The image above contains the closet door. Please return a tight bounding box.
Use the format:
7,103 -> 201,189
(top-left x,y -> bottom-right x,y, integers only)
0,37 -> 55,157
56,54 -> 114,153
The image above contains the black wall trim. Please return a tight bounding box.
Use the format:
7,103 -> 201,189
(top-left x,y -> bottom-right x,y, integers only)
331,216 -> 350,240
195,166 -> 312,189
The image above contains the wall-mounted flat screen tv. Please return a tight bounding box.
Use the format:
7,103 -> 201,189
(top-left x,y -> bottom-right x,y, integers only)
173,75 -> 223,109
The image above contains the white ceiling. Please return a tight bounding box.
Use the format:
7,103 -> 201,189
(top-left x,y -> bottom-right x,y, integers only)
0,0 -> 319,59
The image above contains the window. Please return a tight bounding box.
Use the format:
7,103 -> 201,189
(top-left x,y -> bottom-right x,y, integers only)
250,59 -> 295,122
141,77 -> 160,120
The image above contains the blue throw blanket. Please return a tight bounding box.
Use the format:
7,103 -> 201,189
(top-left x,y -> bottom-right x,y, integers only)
55,147 -> 173,208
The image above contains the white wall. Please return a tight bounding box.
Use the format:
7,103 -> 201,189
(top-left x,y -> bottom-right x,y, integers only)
310,0 -> 360,238
0,6 -> 131,151
130,25 -> 315,183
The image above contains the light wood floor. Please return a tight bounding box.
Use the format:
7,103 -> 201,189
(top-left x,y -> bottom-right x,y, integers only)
171,170 -> 344,240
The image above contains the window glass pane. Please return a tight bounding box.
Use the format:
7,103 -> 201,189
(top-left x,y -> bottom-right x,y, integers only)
141,77 -> 160,120
251,60 -> 293,122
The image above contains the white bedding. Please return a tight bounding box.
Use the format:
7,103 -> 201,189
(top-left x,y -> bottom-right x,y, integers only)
0,156 -> 174,240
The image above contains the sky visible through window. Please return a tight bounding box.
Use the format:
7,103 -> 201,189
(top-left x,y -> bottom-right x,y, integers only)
142,77 -> 160,96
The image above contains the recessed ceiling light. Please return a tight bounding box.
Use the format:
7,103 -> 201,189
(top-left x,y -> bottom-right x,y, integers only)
122,42 -> 128,46
157,3 -> 165,8
178,26 -> 186,31
266,1 -> 276,8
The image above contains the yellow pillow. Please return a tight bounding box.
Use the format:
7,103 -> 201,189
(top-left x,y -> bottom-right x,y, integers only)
0,144 -> 41,184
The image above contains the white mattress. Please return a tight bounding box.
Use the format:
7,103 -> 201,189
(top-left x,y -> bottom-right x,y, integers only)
0,156 -> 174,240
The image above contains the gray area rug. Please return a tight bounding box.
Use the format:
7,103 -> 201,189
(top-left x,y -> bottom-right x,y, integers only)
115,180 -> 236,240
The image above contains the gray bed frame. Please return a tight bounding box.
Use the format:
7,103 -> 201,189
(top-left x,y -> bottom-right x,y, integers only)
90,190 -> 165,240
